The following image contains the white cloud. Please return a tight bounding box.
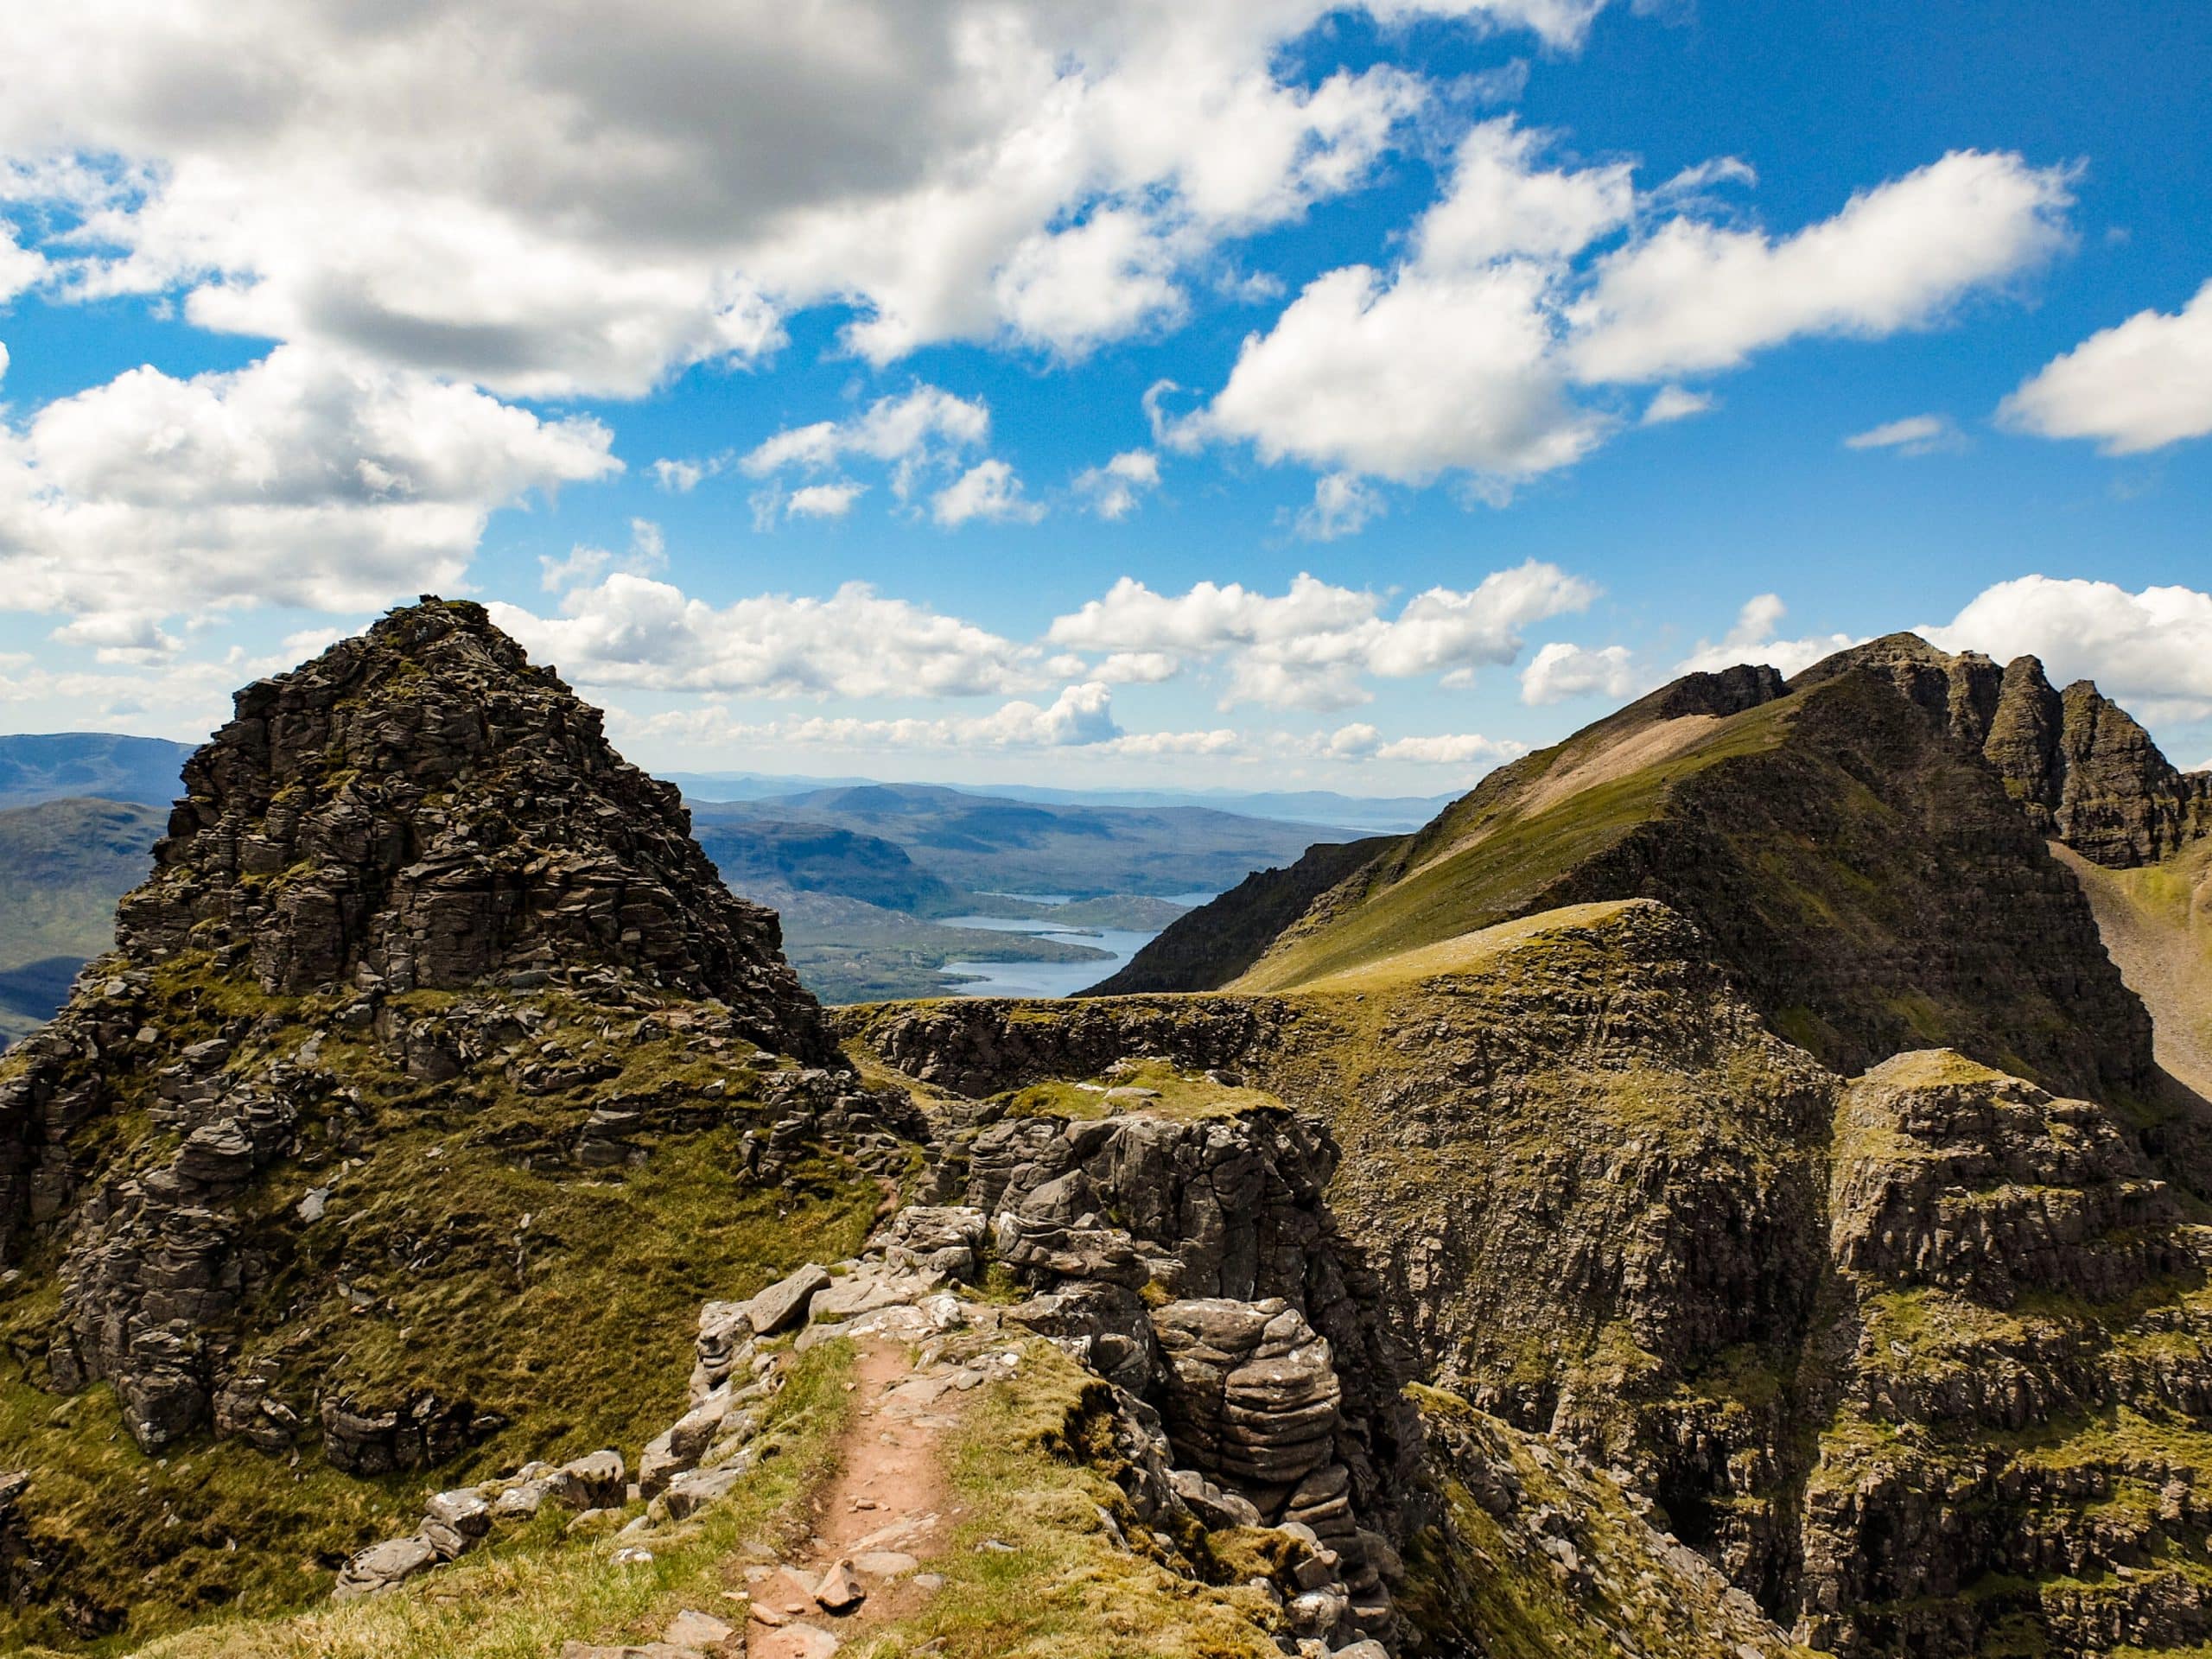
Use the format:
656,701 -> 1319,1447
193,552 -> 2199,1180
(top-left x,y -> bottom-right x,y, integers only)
0,220 -> 41,302
1294,472 -> 1385,540
1566,149 -> 2074,383
742,386 -> 989,480
1998,279 -> 2212,454
1844,412 -> 1966,455
787,481 -> 866,519
0,3 -> 1615,395
652,457 -> 711,493
1312,721 -> 1522,766
931,459 -> 1045,527
540,518 -> 666,592
490,575 -> 1044,699
1923,576 -> 2212,723
1640,385 -> 1713,424
620,681 -> 1239,758
1676,593 -> 1859,677
1189,131 -> 2072,495
1520,639 -> 1634,703
1048,559 -> 1596,708
1094,651 -> 1181,683
1375,732 -> 1523,765
1412,119 -> 1634,270
1073,449 -> 1160,520
1196,257 -> 1605,485
0,345 -> 617,626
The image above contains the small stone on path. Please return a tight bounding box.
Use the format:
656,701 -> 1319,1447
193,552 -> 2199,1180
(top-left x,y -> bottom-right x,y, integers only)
814,1558 -> 866,1612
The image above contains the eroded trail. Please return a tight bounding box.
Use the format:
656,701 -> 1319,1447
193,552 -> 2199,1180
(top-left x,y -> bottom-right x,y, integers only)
747,1336 -> 981,1657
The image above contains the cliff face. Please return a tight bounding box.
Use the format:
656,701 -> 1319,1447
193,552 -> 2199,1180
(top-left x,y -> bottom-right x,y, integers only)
1230,667 -> 2153,1104
116,598 -> 826,1051
843,892 -> 2212,1657
1798,633 -> 2212,868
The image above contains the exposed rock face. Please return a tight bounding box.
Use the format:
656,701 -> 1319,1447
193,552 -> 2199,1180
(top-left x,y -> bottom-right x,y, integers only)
958,1103 -> 1418,1633
0,601 -> 851,1478
116,598 -> 826,1053
1797,1050 -> 2212,1655
1800,634 -> 2212,867
1089,836 -> 1400,996
846,896 -> 2212,1657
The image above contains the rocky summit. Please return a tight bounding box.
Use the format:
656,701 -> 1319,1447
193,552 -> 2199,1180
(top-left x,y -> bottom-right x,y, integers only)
2,604 -> 2211,1659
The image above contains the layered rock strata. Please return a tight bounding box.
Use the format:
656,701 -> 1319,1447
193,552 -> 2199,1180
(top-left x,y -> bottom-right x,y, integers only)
1798,633 -> 2212,867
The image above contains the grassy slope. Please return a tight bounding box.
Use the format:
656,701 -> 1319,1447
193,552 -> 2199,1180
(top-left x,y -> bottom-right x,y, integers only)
1232,696 -> 1795,994
0,798 -> 163,1044
0,963 -> 880,1650
118,1338 -> 1306,1659
2058,837 -> 2212,1101
119,1338 -> 860,1659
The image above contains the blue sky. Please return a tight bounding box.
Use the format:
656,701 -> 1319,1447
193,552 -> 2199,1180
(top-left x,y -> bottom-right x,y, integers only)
0,0 -> 2208,792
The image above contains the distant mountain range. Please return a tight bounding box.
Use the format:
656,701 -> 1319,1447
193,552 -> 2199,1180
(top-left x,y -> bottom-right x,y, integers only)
0,796 -> 164,1044
0,733 -> 193,811
0,736 -> 1358,1017
665,769 -> 1456,832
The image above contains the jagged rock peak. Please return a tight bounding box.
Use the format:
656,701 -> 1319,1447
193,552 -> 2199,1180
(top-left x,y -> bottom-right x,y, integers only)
1795,632 -> 2212,867
114,596 -> 829,1054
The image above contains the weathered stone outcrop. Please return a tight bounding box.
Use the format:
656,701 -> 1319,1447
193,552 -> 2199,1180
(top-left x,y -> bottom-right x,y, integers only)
117,598 -> 827,1052
848,896 -> 2212,1658
0,600 -> 868,1503
1800,633 -> 2212,867
1797,1050 -> 2212,1656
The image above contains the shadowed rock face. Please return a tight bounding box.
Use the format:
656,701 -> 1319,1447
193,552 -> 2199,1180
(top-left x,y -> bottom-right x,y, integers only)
1799,633 -> 2212,868
1087,836 -> 1401,997
117,598 -> 827,1056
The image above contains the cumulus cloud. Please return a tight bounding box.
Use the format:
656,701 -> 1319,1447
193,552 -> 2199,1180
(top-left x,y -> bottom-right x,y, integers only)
1073,450 -> 1160,520
620,682 -> 1240,758
1999,279 -> 2212,454
1520,639 -> 1634,703
490,575 -> 1045,700
931,459 -> 1045,527
1294,473 -> 1385,540
540,518 -> 668,592
1048,559 -> 1596,709
652,457 -> 712,493
0,3 -> 1617,396
0,345 -> 617,627
787,481 -> 866,519
1924,576 -> 2212,723
1640,385 -> 1713,424
1844,412 -> 1967,455
1313,722 -> 1522,766
0,220 -> 41,302
1566,150 -> 2073,382
1185,122 -> 2072,495
742,386 -> 989,480
1676,594 -> 1859,677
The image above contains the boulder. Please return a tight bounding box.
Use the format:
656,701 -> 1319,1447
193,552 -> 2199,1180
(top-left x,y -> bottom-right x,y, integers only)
333,1535 -> 437,1599
746,1264 -> 832,1336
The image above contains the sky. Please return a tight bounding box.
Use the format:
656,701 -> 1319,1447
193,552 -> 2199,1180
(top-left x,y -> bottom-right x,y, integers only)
0,0 -> 2209,795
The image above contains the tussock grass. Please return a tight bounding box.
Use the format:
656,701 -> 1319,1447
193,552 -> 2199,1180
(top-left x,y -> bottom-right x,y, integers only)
116,1338 -> 859,1659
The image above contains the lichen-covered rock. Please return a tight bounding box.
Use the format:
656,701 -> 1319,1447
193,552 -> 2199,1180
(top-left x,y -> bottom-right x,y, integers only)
114,599 -> 827,1054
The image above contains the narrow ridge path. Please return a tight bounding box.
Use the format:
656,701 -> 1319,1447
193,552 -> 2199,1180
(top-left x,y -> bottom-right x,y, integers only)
747,1337 -> 978,1657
